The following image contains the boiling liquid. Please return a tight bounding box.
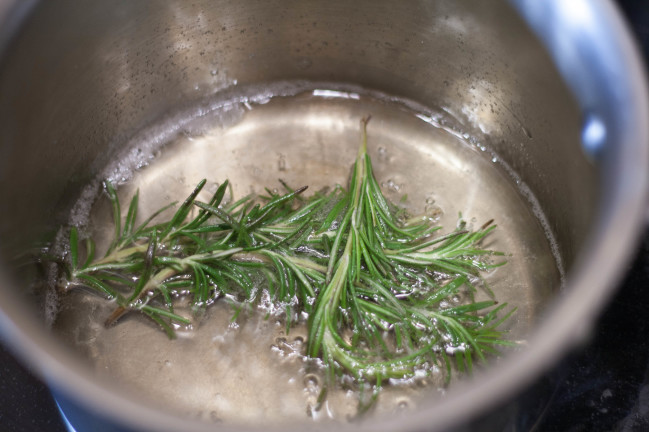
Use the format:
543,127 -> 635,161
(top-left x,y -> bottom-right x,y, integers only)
53,88 -> 560,424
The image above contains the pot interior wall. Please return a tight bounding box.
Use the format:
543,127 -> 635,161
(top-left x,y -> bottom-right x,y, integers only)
0,0 -> 593,267
0,0 -> 597,429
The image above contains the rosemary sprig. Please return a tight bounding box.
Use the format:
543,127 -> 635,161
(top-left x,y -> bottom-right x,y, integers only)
55,118 -> 514,408
305,118 -> 512,397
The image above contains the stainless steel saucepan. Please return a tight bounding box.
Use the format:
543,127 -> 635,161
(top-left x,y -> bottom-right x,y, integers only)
0,1 -> 647,431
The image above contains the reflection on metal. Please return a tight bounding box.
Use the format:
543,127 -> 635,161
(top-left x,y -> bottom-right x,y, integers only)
510,0 -> 648,161
582,114 -> 607,158
511,0 -> 622,112
55,399 -> 79,432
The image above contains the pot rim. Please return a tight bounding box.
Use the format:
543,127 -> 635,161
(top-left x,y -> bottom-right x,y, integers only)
0,0 -> 647,431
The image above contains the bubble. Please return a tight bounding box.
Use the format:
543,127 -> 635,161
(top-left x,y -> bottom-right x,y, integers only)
304,373 -> 320,390
382,179 -> 401,192
396,398 -> 410,410
278,154 -> 287,171
425,204 -> 443,220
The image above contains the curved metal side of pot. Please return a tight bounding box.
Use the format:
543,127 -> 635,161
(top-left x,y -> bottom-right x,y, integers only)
0,1 -> 646,431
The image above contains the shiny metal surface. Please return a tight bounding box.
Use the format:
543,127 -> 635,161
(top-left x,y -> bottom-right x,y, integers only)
0,0 -> 646,431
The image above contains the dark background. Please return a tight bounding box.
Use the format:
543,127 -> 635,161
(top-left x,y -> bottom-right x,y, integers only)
1,1 -> 649,431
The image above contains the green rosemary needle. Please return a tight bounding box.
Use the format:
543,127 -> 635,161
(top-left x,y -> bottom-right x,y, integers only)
56,117 -> 515,407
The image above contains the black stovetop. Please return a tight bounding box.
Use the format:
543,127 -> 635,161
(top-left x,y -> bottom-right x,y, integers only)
1,2 -> 649,431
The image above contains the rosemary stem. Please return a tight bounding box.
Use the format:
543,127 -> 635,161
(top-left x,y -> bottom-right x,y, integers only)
105,266 -> 182,327
285,256 -> 328,273
94,244 -> 148,265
